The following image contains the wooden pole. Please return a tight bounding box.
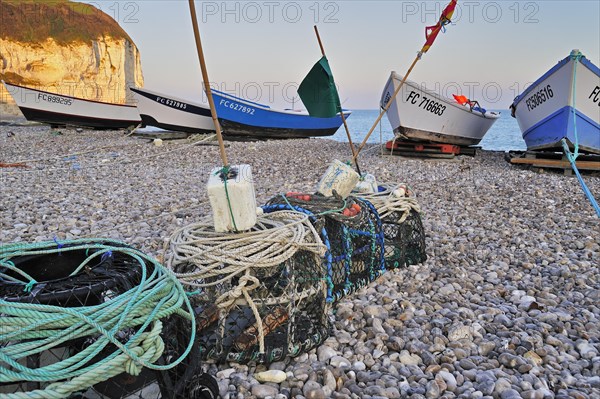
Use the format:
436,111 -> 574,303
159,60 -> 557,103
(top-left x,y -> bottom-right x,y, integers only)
314,25 -> 326,56
313,25 -> 361,176
354,54 -> 421,160
189,0 -> 228,167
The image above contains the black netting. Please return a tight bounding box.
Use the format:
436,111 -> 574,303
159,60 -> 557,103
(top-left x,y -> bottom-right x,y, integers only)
177,245 -> 330,364
380,209 -> 427,269
356,186 -> 427,270
0,240 -> 218,399
167,212 -> 330,365
264,194 -> 385,303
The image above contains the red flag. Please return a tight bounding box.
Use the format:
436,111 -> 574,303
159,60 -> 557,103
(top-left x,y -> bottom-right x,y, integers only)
421,0 -> 458,53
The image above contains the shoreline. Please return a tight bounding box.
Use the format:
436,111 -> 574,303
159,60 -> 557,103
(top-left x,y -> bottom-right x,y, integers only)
1,125 -> 599,398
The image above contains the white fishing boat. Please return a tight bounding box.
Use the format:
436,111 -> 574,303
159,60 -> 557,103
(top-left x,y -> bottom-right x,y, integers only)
380,72 -> 500,146
510,50 -> 600,154
2,81 -> 141,130
130,87 -> 215,134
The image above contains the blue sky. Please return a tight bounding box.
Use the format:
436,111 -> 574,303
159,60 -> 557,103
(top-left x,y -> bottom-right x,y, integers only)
83,1 -> 600,109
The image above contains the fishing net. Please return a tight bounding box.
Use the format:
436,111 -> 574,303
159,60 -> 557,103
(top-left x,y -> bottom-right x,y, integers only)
0,239 -> 218,399
165,210 -> 330,364
264,193 -> 386,303
356,184 -> 427,269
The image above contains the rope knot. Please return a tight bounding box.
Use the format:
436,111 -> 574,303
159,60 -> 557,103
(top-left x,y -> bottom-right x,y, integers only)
123,347 -> 146,376
124,321 -> 165,376
24,279 -> 37,293
216,274 -> 260,309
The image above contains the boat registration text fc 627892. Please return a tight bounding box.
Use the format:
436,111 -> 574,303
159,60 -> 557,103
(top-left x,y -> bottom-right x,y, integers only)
219,99 -> 255,115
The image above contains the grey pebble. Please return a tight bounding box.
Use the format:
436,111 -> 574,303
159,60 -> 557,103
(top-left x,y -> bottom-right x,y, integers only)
3,130 -> 599,399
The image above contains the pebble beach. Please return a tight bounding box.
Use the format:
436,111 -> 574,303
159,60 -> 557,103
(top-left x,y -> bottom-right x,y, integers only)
1,124 -> 599,399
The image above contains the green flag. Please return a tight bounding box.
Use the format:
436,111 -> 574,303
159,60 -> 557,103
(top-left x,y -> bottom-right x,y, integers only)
298,56 -> 341,118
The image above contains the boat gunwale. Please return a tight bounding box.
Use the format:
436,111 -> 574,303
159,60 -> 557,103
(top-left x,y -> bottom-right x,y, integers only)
211,89 -> 351,119
388,72 -> 500,120
130,87 -> 211,109
2,81 -> 138,109
511,54 -> 599,109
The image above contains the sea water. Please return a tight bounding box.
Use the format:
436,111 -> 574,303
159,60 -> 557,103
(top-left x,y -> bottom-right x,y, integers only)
329,109 -> 527,152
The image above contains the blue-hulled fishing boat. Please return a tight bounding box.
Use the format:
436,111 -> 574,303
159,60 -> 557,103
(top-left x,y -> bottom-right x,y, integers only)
510,50 -> 600,154
211,89 -> 351,139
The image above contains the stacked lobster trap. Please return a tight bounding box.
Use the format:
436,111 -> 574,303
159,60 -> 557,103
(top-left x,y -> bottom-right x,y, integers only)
264,193 -> 386,303
0,239 -> 218,399
355,183 -> 427,270
165,210 -> 330,364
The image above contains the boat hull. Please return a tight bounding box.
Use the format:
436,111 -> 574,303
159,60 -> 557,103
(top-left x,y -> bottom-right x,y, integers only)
211,90 -> 350,139
218,119 -> 340,139
381,72 -> 500,146
2,82 -> 140,129
130,87 -> 215,134
510,53 -> 600,154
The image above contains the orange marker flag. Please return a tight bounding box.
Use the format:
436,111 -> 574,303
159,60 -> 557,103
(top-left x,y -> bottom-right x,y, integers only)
421,0 -> 458,53
453,94 -> 468,105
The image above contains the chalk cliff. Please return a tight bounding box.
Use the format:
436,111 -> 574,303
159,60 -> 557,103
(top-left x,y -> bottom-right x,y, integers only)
0,0 -> 143,115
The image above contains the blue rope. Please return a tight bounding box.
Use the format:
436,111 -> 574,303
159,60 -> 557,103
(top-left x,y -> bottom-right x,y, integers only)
359,199 -> 386,273
101,250 -> 113,262
562,140 -> 600,217
561,51 -> 600,218
53,236 -> 64,252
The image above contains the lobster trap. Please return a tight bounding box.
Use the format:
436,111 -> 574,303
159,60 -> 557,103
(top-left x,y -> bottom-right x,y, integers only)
264,193 -> 386,303
0,240 -> 217,399
357,184 -> 427,270
166,210 -> 330,364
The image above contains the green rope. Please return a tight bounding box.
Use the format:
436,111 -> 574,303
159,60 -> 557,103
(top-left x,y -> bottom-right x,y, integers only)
23,279 -> 37,293
0,239 -> 196,398
279,194 -> 348,217
220,166 -> 239,232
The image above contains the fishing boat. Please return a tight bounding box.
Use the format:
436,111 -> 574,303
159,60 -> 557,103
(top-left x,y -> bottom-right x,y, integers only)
211,89 -> 351,139
2,81 -> 141,130
510,50 -> 600,154
380,72 -> 500,146
130,87 -> 215,134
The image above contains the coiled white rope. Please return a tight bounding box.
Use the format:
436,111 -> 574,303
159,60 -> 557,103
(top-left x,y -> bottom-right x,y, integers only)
357,183 -> 422,223
164,210 -> 326,353
165,210 -> 326,287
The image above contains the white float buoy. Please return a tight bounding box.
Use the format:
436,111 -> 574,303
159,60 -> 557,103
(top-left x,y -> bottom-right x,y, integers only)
316,160 -> 360,198
207,164 -> 257,232
354,173 -> 378,194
